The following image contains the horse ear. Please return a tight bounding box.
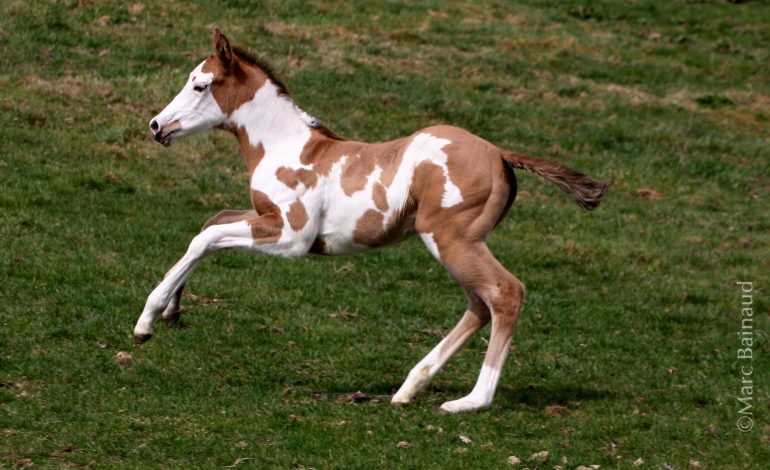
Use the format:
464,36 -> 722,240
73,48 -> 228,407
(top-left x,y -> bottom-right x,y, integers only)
213,27 -> 233,64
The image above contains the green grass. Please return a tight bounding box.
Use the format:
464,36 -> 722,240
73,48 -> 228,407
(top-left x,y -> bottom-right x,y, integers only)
1,0 -> 769,468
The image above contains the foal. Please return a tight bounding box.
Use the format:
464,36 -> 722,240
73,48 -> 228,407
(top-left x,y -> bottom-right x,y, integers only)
133,29 -> 607,413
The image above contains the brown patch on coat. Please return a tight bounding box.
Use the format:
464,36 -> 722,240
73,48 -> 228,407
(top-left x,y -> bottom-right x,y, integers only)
411,161 -> 451,232
276,166 -> 318,189
446,134 -> 517,234
296,134 -> 409,190
250,190 -> 281,217
248,190 -> 283,242
247,217 -> 283,243
287,200 -> 309,231
341,153 -> 377,196
409,126 -> 518,242
202,54 -> 263,116
299,132 -> 349,177
376,142 -> 407,188
441,141 -> 479,208
352,210 -> 384,246
372,183 -> 389,212
298,169 -> 318,188
234,127 -> 265,176
353,207 -> 416,248
202,209 -> 258,230
275,167 -> 297,188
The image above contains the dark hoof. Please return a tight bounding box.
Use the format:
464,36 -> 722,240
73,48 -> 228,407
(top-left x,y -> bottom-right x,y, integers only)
164,312 -> 180,328
133,333 -> 152,345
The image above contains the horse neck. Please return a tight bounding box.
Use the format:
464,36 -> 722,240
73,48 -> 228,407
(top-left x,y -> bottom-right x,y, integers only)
227,81 -> 313,169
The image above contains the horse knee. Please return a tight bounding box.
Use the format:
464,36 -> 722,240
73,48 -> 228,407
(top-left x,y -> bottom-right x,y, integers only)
188,230 -> 216,257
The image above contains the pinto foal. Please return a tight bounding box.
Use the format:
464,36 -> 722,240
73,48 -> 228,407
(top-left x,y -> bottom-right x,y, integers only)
133,29 -> 607,413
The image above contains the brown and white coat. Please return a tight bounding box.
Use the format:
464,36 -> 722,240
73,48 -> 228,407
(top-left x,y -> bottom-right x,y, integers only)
134,29 -> 608,413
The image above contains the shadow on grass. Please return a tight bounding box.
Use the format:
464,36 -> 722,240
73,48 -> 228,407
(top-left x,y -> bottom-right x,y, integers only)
499,383 -> 613,409
291,377 -> 614,409
410,381 -> 614,409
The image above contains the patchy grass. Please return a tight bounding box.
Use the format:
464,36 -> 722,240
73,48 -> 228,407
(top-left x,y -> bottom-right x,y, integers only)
1,0 -> 769,468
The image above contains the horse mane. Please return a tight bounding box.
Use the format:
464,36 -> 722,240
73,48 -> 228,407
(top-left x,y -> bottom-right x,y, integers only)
232,46 -> 289,96
232,45 -> 346,141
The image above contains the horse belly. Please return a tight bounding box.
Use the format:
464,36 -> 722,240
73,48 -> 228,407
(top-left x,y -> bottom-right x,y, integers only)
313,191 -> 416,256
314,199 -> 373,255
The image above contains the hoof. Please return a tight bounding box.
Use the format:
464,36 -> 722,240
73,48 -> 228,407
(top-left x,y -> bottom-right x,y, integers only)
163,313 -> 180,328
133,333 -> 152,345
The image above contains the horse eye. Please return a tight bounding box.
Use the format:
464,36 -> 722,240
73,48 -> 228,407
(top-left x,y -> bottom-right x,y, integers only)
193,83 -> 209,92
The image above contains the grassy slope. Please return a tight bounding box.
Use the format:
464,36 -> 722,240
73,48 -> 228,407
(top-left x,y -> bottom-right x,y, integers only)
1,0 -> 768,468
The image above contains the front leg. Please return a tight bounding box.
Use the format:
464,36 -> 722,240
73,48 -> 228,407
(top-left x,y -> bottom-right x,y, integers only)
160,283 -> 184,327
160,210 -> 259,328
133,212 -> 292,344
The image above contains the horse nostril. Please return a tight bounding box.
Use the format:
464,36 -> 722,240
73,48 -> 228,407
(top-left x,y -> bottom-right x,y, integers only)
149,119 -> 159,133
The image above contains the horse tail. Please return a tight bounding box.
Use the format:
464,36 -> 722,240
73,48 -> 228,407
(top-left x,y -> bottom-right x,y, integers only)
502,152 -> 609,211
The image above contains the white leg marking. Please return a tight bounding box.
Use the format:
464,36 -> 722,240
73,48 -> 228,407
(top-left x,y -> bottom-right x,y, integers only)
134,220 -> 294,339
392,310 -> 483,404
392,337 -> 447,404
439,364 -> 501,413
133,251 -> 204,338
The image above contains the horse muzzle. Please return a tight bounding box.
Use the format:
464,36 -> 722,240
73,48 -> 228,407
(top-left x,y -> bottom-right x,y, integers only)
149,119 -> 182,147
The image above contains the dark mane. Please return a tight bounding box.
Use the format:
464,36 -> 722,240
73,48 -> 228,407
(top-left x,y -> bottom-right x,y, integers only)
232,45 -> 289,96
311,123 -> 346,141
232,45 -> 345,141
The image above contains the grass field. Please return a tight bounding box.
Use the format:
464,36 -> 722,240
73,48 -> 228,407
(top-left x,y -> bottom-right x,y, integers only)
1,0 -> 769,468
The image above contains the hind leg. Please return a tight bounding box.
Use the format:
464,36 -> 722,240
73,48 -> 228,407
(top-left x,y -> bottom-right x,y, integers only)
392,289 -> 490,405
437,242 -> 525,413
160,209 -> 258,327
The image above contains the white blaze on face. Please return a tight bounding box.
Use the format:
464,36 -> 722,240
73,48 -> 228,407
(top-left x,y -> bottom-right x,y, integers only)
150,61 -> 225,143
